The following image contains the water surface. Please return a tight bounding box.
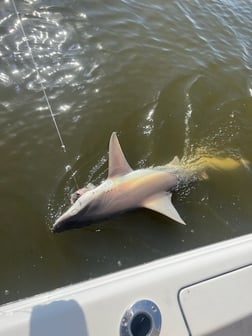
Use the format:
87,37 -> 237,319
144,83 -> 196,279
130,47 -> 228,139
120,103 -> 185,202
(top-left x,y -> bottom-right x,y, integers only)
0,0 -> 252,304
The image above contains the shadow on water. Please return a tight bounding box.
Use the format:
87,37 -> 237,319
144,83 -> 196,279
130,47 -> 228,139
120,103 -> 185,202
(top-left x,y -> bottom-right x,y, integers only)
29,300 -> 89,336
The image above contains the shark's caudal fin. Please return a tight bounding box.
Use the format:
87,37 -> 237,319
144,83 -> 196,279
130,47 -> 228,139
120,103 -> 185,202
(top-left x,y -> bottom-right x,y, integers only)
108,132 -> 133,178
187,156 -> 250,178
195,157 -> 247,172
173,154 -> 250,182
143,192 -> 186,225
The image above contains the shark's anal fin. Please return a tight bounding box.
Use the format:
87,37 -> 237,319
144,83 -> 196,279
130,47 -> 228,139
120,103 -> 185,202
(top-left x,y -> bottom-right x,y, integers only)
108,132 -> 133,178
143,192 -> 186,225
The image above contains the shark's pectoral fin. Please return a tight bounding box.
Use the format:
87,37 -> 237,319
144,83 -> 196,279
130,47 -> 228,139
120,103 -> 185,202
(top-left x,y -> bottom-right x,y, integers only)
142,192 -> 186,225
108,132 -> 133,178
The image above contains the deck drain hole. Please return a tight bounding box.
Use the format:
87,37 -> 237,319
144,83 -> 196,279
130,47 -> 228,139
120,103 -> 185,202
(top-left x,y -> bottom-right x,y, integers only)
130,312 -> 152,336
120,299 -> 161,336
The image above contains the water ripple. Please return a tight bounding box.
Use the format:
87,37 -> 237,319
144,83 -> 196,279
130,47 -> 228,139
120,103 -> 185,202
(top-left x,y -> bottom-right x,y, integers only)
0,72 -> 12,86
0,2 -> 92,94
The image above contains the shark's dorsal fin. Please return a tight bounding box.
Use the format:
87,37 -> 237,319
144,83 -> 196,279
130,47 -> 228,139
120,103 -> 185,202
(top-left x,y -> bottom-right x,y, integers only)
108,132 -> 132,178
142,192 -> 186,225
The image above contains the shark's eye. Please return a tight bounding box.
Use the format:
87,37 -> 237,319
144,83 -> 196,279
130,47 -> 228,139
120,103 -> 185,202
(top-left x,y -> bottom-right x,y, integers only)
70,185 -> 94,204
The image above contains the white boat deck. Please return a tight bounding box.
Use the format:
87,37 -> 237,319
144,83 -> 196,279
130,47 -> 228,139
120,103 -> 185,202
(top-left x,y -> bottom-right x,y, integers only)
0,234 -> 252,336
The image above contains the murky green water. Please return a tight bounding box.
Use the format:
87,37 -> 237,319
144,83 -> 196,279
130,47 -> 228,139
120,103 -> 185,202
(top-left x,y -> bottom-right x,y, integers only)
0,0 -> 252,304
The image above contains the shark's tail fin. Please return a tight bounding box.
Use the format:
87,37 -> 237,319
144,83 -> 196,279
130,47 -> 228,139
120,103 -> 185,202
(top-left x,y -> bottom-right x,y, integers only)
184,155 -> 250,180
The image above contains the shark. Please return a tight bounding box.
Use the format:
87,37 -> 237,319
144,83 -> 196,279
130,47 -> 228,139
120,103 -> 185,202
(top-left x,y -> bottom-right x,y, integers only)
52,132 -> 248,233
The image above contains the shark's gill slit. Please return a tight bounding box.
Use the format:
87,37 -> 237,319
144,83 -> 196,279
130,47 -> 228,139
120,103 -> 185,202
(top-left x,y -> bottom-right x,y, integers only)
11,0 -> 79,189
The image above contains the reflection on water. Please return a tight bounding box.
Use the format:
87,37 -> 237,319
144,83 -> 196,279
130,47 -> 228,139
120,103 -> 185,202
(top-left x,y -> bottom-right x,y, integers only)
0,0 -> 252,304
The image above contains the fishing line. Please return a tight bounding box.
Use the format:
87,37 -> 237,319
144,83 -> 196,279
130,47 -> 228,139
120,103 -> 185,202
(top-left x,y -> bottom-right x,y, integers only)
11,0 -> 79,189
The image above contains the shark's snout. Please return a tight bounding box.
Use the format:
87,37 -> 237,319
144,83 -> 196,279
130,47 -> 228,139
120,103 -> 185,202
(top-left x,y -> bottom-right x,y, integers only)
52,212 -> 77,233
52,219 -> 68,233
51,221 -> 66,233
52,207 -> 92,233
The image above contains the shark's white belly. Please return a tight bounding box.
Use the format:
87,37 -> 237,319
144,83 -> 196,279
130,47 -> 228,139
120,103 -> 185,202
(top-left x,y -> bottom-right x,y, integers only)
97,168 -> 178,215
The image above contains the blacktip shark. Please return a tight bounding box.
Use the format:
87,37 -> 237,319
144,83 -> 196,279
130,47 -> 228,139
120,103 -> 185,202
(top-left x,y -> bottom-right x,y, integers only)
52,132 -> 248,233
